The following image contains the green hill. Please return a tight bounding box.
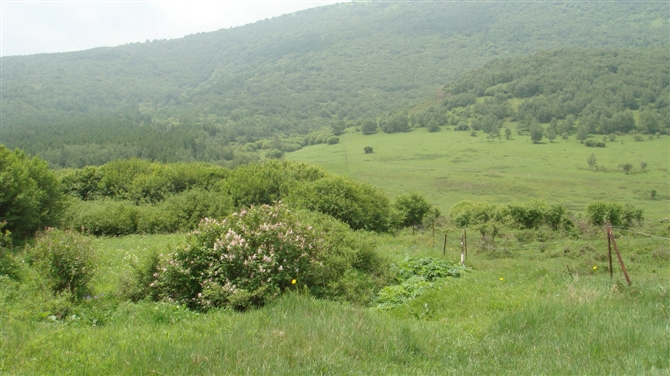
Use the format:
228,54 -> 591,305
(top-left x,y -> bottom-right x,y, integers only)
1,1 -> 668,168
403,47 -> 669,137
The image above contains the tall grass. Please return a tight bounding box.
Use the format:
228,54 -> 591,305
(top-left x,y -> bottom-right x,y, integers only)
2,230 -> 668,374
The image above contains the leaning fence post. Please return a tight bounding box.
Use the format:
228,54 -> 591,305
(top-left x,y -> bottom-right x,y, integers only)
443,232 -> 447,256
608,226 -> 631,286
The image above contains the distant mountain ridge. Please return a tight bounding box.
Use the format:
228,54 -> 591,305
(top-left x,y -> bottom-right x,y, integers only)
1,1 -> 667,167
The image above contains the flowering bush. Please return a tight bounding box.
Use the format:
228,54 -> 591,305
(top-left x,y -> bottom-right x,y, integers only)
153,203 -> 326,310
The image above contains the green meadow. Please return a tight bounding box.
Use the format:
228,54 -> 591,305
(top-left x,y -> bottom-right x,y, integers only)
2,128 -> 668,374
287,128 -> 669,221
3,229 -> 669,374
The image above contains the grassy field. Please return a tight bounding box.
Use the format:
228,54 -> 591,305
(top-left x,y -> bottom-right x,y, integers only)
2,128 -> 669,374
2,229 -> 669,375
287,128 -> 669,221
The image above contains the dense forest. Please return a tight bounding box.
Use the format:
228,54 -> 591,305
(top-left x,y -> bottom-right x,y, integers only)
1,1 -> 667,168
402,47 -> 669,139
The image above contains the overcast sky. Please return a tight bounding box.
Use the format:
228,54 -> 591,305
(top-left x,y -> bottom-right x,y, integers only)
1,1 -> 346,57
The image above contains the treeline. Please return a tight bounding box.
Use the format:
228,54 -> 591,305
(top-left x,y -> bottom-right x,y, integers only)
2,2 -> 667,167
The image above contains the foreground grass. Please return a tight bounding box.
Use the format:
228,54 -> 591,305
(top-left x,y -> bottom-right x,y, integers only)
2,230 -> 669,375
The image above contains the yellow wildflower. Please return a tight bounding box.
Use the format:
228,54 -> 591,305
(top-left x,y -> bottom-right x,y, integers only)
291,279 -> 297,285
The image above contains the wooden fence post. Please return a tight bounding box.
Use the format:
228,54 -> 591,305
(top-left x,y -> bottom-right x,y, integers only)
607,224 -> 613,279
443,232 -> 447,256
608,226 -> 631,286
464,229 -> 468,260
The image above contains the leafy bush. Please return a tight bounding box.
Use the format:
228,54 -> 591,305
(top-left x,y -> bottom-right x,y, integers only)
288,175 -> 393,232
394,192 -> 432,228
376,257 -> 468,310
146,203 -> 390,310
584,140 -> 606,147
507,200 -> 549,230
222,160 -> 325,207
63,159 -> 229,203
139,189 -> 234,233
27,229 -> 97,299
0,145 -> 66,238
585,201 -> 642,227
450,201 -> 502,228
64,199 -> 139,236
0,222 -> 21,281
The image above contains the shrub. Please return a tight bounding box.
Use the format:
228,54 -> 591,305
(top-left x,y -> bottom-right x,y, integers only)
150,203 -> 389,310
450,201 -> 501,228
507,200 -> 548,230
364,146 -> 374,154
0,146 -> 66,238
584,140 -> 606,148
586,201 -> 624,226
621,204 -> 644,226
64,199 -> 139,236
394,192 -> 432,228
327,136 -> 339,145
455,122 -> 470,131
265,149 -> 284,159
0,221 -> 21,281
223,160 -> 325,207
287,175 -> 393,233
147,189 -> 234,232
27,229 -> 96,299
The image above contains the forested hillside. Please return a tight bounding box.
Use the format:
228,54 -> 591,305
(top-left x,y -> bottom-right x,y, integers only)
1,1 -> 667,168
403,47 -> 669,139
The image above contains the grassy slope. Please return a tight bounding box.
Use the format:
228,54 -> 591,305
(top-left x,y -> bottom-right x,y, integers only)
287,128 -> 670,220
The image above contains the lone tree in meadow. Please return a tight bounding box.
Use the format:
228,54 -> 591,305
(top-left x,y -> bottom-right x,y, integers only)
364,146 -> 373,154
620,162 -> 633,174
576,125 -> 588,143
505,127 -> 512,140
530,125 -> 544,144
361,119 -> 377,135
587,153 -> 597,170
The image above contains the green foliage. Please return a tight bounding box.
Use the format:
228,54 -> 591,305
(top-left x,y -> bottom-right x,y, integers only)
586,201 -> 643,227
364,146 -> 373,154
150,203 -> 388,310
376,257 -> 467,310
0,221 -> 21,281
27,229 -> 97,299
444,47 -> 668,136
619,162 -> 633,174
361,119 -> 378,135
584,140 -> 606,148
222,160 -> 325,208
530,124 -> 544,143
64,200 -> 140,236
288,175 -> 393,233
0,145 -> 66,238
587,153 -> 597,169
65,189 -> 234,236
394,192 -> 432,228
449,201 -> 502,228
137,189 -> 234,234
451,200 -> 572,231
